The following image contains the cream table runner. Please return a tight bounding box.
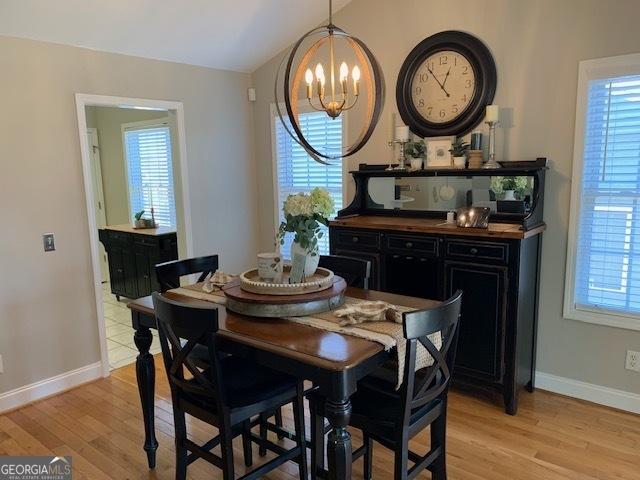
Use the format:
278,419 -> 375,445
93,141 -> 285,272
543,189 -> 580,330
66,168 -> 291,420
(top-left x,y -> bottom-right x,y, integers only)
170,283 -> 441,388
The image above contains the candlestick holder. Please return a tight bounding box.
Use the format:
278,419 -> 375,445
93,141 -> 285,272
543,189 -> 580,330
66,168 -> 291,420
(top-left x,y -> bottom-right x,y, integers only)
483,120 -> 501,169
387,139 -> 409,170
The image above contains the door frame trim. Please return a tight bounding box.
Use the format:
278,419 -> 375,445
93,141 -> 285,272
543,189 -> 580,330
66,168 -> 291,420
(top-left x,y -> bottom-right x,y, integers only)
75,94 -> 194,377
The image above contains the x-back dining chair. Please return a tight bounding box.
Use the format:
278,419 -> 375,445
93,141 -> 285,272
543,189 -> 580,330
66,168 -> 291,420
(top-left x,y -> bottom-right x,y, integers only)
153,293 -> 307,480
155,254 -> 219,292
309,290 -> 463,480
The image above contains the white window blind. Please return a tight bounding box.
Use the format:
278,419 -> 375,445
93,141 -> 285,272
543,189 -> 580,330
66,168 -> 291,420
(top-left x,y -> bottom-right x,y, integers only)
574,74 -> 640,318
274,110 -> 343,259
124,124 -> 177,228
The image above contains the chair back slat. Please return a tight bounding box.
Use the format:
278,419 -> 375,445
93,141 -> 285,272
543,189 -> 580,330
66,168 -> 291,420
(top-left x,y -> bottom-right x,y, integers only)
318,255 -> 371,289
398,290 -> 462,422
153,292 -> 226,405
155,255 -> 219,292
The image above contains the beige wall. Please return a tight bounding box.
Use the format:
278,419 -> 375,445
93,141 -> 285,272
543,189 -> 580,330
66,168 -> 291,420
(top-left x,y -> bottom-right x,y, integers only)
0,35 -> 258,394
251,0 -> 640,394
86,106 -> 170,226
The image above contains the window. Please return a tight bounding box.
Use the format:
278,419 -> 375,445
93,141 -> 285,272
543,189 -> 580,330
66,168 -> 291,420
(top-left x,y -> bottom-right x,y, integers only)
272,106 -> 344,259
123,120 -> 177,228
564,54 -> 640,330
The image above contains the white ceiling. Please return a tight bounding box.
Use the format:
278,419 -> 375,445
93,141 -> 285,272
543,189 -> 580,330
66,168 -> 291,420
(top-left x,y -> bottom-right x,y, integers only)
0,0 -> 352,73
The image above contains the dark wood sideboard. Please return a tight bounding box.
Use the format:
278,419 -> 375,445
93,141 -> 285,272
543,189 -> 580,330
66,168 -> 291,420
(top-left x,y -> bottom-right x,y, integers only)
329,162 -> 547,414
98,225 -> 178,300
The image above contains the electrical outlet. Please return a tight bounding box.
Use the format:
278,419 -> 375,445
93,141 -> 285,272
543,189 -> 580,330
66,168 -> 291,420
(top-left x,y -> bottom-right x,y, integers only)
625,350 -> 640,372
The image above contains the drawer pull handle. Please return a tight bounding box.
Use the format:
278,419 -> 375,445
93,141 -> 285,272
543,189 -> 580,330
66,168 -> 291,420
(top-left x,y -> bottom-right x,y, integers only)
143,274 -> 149,279
405,242 -> 413,248
393,255 -> 400,259
470,248 -> 478,255
420,258 -> 427,262
406,256 -> 414,261
352,236 -> 359,243
117,269 -> 123,273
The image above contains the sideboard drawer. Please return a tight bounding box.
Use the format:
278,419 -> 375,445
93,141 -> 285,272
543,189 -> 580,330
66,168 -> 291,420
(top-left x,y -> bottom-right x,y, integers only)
134,236 -> 160,249
108,230 -> 132,246
386,234 -> 439,256
333,229 -> 380,250
445,239 -> 509,263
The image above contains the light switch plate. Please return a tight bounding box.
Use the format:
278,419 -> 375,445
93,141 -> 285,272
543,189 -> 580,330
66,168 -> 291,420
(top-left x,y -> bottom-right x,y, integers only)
43,233 -> 55,252
0,354 -> 3,373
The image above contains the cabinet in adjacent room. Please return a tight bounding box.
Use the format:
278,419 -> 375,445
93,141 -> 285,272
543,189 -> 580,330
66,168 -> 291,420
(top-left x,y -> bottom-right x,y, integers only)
99,225 -> 178,300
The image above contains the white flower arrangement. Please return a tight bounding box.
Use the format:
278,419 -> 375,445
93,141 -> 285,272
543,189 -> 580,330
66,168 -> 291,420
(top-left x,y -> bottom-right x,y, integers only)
278,187 -> 335,255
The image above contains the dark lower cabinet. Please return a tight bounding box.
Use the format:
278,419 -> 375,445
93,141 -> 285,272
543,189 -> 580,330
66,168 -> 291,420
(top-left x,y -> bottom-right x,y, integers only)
99,228 -> 177,300
444,261 -> 507,382
330,225 -> 542,415
386,254 -> 441,300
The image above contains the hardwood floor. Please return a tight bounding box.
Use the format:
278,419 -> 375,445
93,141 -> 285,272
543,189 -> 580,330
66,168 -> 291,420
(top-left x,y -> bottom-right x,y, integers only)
1,357 -> 638,479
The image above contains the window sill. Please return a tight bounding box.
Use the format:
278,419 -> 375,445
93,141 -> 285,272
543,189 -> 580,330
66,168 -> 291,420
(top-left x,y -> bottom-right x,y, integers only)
563,305 -> 640,332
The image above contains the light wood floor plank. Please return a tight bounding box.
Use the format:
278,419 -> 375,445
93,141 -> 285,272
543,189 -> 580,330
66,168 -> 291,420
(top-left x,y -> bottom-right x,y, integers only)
0,356 -> 638,479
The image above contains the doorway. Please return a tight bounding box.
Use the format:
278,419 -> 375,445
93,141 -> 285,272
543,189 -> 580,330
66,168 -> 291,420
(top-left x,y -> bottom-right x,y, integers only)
76,95 -> 193,376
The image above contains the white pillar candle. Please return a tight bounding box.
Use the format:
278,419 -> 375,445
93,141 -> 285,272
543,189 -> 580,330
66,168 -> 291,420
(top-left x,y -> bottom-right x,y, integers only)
485,105 -> 500,123
395,125 -> 410,142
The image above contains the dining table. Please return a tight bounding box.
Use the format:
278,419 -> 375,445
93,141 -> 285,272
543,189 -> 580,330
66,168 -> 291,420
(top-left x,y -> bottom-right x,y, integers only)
127,285 -> 438,480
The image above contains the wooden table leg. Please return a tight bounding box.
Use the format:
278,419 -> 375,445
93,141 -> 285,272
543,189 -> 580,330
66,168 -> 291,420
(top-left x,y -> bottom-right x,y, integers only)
133,325 -> 158,468
325,399 -> 352,480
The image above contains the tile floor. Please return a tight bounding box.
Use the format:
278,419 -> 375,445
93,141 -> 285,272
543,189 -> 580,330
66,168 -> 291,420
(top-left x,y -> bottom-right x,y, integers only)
102,282 -> 161,370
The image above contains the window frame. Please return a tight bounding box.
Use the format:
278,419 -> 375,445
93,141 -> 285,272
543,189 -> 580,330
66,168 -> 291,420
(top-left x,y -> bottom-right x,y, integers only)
269,103 -> 348,254
564,53 -> 640,331
121,117 -> 176,228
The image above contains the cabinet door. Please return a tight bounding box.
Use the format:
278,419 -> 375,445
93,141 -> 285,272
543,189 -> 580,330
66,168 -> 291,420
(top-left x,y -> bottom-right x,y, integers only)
121,247 -> 138,299
385,254 -> 441,300
108,246 -> 126,296
333,249 -> 381,290
135,251 -> 152,297
445,261 -> 507,382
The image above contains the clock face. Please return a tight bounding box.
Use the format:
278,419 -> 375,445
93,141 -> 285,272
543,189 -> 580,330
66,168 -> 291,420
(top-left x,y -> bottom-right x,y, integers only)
410,50 -> 476,124
396,31 -> 496,137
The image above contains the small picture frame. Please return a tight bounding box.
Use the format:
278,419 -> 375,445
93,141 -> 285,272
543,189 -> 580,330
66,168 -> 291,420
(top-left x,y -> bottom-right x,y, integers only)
425,136 -> 455,168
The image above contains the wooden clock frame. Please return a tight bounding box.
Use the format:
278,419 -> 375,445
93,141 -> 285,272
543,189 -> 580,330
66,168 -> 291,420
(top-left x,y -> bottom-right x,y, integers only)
396,30 -> 497,137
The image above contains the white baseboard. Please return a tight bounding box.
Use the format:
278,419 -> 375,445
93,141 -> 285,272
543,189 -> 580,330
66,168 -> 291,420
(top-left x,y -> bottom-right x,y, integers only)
0,362 -> 103,414
535,371 -> 640,415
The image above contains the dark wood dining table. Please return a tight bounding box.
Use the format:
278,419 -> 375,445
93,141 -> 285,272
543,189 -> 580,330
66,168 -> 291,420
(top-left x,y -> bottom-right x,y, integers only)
127,287 -> 438,480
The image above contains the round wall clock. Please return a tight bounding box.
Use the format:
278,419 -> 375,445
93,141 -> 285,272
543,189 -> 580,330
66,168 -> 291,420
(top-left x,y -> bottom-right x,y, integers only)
396,31 -> 497,137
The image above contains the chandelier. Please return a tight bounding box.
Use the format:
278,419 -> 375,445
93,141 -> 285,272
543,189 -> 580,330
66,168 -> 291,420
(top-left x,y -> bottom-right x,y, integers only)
275,0 -> 385,163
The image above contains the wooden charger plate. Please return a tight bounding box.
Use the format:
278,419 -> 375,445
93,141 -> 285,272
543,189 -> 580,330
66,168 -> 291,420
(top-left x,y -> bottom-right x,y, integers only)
222,276 -> 347,317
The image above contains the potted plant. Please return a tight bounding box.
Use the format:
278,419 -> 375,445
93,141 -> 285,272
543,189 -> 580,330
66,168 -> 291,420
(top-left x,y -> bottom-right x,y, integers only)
403,139 -> 426,170
134,210 -> 146,228
449,137 -> 470,168
277,187 -> 334,277
490,176 -> 529,200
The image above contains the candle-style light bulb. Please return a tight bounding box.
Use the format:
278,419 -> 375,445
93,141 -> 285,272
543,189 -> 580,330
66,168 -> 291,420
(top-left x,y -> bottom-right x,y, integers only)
352,65 -> 361,96
315,63 -> 325,82
305,68 -> 314,99
339,62 -> 348,94
339,62 -> 349,81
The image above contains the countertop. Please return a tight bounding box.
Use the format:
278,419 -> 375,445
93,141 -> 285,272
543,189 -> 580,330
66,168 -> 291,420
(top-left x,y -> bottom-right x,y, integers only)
102,224 -> 176,236
329,215 -> 545,240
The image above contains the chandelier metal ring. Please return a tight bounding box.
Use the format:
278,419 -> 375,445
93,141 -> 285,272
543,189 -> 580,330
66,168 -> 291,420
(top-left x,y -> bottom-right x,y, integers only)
274,22 -> 385,162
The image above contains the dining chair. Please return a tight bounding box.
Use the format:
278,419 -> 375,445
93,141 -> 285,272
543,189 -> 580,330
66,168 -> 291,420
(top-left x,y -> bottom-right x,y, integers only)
318,254 -> 371,289
309,290 -> 463,480
155,254 -> 219,292
259,254 -> 372,453
152,293 -> 307,480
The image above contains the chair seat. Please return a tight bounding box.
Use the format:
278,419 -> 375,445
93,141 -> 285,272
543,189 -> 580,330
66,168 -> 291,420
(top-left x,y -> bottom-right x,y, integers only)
184,356 -> 298,409
350,375 -> 441,430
